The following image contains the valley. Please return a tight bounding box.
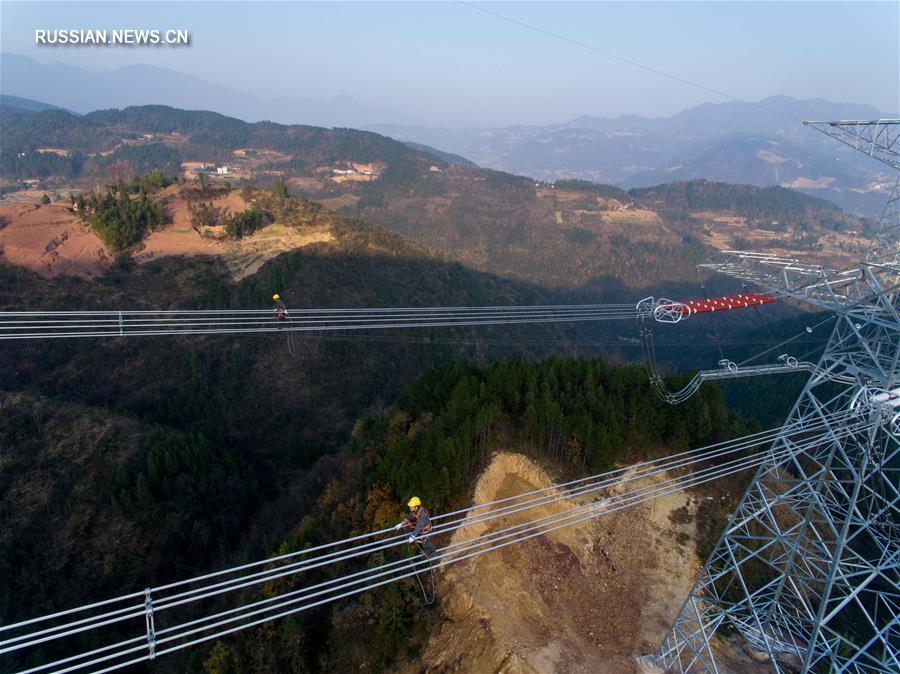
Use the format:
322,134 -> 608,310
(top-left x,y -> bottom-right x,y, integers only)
370,96 -> 896,218
0,104 -> 872,290
0,95 -> 889,674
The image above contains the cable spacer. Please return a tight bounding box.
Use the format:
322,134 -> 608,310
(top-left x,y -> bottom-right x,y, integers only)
144,588 -> 156,659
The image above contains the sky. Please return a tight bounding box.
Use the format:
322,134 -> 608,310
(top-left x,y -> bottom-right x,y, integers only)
1,1 -> 898,127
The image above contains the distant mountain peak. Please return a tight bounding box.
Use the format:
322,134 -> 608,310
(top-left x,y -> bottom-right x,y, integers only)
0,51 -> 368,128
0,94 -> 76,114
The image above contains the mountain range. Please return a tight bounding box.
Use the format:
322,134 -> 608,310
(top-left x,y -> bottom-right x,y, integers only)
0,57 -> 870,672
370,96 -> 897,217
0,94 -> 75,114
2,53 -> 893,216
0,53 -> 370,127
0,103 -> 870,291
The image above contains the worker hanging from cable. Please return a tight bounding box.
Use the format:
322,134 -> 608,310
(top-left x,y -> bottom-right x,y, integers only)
394,496 -> 436,556
272,292 -> 298,356
272,293 -> 287,322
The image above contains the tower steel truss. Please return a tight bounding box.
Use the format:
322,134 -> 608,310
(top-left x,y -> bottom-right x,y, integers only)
803,120 -> 900,172
647,120 -> 900,673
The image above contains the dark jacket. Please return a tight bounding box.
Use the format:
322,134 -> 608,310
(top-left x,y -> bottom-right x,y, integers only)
405,507 -> 432,537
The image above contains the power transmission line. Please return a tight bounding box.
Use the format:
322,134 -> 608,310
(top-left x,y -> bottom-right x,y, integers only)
0,305 -> 639,340
459,1 -> 741,103
1,413 -> 867,674
458,0 -> 810,130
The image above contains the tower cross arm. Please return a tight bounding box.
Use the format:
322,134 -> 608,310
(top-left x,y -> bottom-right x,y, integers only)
699,250 -> 900,330
650,116 -> 900,674
804,119 -> 900,172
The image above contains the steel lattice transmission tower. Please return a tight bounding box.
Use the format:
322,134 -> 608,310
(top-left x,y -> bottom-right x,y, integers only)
644,120 -> 900,673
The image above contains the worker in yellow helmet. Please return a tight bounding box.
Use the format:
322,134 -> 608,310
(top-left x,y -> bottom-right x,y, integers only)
394,496 -> 436,556
272,293 -> 287,321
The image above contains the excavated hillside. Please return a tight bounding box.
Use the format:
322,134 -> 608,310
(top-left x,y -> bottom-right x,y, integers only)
404,453 -> 772,674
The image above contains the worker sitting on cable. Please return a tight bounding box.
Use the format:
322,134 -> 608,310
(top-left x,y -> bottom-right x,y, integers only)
272,293 -> 287,321
394,496 -> 436,556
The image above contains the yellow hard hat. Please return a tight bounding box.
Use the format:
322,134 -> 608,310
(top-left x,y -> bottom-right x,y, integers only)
407,496 -> 421,508
272,293 -> 280,300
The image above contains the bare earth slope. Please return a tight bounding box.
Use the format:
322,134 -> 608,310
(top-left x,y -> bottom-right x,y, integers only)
404,452 -> 699,674
0,189 -> 335,282
0,204 -> 109,279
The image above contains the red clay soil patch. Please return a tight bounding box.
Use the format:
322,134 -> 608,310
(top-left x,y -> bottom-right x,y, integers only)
138,187 -> 336,279
211,190 -> 251,216
159,188 -> 251,231
1,194 -> 332,283
136,227 -> 225,260
135,190 -> 254,266
0,204 -> 109,279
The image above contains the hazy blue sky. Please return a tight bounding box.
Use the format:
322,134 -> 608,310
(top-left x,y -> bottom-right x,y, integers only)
1,1 -> 897,126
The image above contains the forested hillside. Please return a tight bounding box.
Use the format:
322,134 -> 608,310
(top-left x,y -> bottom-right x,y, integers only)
630,180 -> 862,234
193,356 -> 756,673
0,189 -> 809,672
0,105 -> 431,178
0,98 -> 858,674
1,105 -> 871,288
0,213 -> 569,629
